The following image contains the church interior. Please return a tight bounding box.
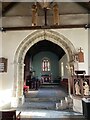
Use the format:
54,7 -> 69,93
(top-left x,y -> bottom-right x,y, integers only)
0,0 -> 90,120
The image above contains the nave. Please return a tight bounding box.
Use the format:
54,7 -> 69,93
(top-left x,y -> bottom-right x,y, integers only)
16,84 -> 85,120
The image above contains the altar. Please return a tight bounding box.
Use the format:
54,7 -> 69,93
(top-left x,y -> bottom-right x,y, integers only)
41,75 -> 51,83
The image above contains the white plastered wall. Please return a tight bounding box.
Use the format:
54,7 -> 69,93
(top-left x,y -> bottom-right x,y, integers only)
0,28 -> 88,108
0,30 -> 35,108
56,28 -> 88,74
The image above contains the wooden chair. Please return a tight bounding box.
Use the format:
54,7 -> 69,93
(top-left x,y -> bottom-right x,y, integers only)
0,109 -> 21,120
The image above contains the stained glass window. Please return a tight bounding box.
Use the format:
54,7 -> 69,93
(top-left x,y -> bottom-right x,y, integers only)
42,58 -> 50,71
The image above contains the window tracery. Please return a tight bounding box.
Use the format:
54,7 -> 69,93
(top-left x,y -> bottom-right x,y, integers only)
42,58 -> 50,71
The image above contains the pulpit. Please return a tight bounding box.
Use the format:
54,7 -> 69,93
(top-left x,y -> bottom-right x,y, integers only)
72,70 -> 90,98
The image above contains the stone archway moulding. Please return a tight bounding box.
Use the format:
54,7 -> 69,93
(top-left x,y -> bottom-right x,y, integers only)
13,29 -> 76,106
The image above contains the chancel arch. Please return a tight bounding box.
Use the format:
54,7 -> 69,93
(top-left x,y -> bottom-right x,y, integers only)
13,29 -> 76,106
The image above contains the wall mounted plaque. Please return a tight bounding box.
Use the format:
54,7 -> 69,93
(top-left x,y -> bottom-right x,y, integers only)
78,47 -> 84,62
0,57 -> 7,72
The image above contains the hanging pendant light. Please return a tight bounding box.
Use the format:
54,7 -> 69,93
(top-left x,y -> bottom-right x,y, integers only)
32,3 -> 38,26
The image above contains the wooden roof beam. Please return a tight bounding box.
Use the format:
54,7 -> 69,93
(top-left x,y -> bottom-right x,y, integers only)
1,24 -> 90,31
2,2 -> 19,16
77,2 -> 90,11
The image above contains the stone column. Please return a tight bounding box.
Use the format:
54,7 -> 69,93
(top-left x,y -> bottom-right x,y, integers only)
68,65 -> 71,95
67,63 -> 74,95
11,62 -> 25,107
11,62 -> 18,107
17,63 -> 25,105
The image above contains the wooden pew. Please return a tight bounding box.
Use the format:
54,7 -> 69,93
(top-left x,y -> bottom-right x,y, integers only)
0,109 -> 21,120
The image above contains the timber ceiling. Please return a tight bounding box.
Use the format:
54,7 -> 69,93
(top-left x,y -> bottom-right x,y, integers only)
1,2 -> 90,30
1,1 -> 90,59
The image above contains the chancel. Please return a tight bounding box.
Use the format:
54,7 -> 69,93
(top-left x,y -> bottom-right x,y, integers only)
0,1 -> 90,120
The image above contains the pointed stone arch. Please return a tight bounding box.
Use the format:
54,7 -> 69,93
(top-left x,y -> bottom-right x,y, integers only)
13,29 -> 76,106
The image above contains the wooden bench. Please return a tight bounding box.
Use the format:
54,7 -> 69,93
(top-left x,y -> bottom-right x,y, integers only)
0,109 -> 21,120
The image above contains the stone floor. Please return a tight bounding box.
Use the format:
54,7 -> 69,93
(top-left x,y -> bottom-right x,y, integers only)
17,84 -> 85,119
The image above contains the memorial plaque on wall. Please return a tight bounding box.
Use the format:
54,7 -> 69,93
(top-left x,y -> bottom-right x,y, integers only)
78,47 -> 84,62
0,58 -> 7,72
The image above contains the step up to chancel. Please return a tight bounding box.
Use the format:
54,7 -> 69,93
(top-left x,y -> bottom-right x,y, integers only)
56,96 -> 73,110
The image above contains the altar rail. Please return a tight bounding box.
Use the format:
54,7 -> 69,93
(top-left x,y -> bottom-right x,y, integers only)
72,75 -> 90,98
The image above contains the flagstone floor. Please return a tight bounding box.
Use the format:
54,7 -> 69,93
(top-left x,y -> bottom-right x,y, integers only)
17,84 -> 85,119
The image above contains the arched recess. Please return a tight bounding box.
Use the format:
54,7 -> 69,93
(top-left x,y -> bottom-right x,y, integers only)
13,29 -> 77,105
